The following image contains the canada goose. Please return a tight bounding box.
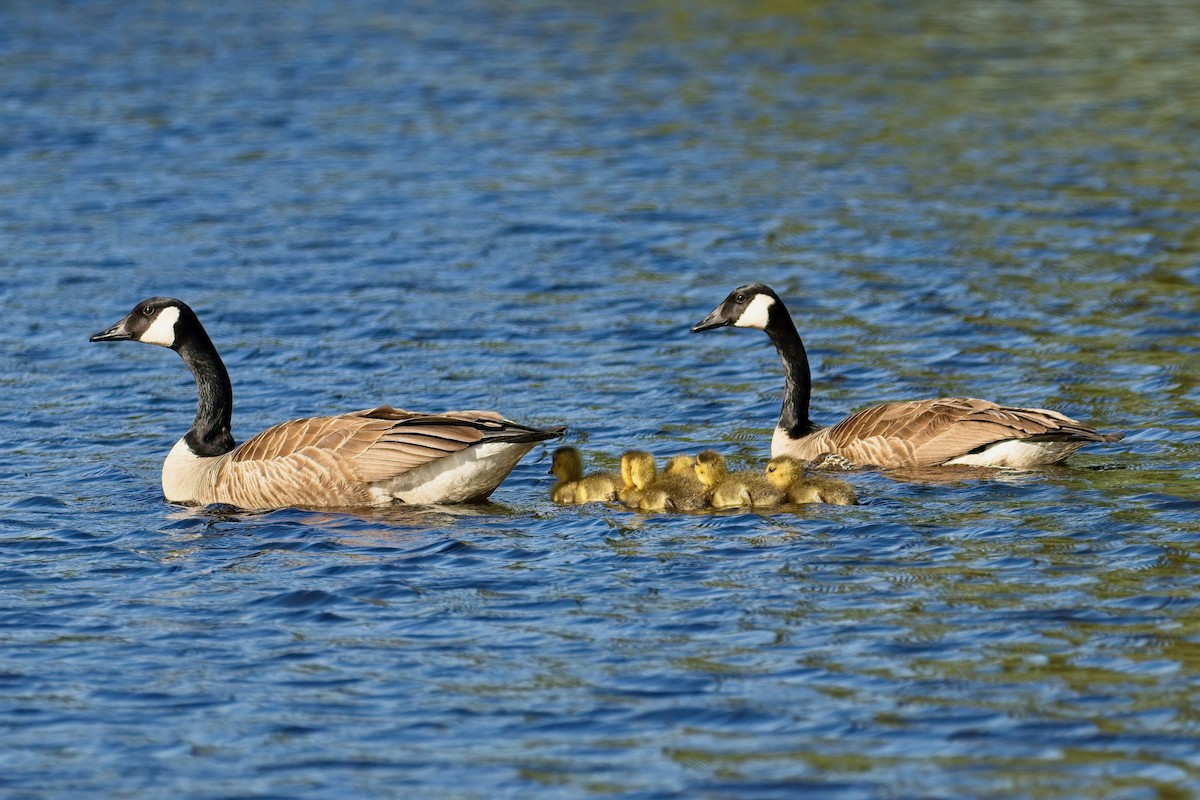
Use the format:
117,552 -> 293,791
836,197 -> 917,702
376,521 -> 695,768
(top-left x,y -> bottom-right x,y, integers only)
764,456 -> 858,506
90,297 -> 565,509
693,450 -> 785,509
691,283 -> 1124,469
549,447 -> 621,504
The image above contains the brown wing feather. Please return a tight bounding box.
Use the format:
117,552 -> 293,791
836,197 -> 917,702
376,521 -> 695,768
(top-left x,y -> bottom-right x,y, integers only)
213,447 -> 374,508
224,406 -> 533,491
791,398 -> 1122,468
233,413 -> 394,463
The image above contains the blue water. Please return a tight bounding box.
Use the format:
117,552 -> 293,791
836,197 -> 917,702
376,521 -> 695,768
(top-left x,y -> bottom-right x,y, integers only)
3,1 -> 1200,798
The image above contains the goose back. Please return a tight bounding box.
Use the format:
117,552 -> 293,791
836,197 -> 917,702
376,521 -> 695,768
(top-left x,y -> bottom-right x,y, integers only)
774,397 -> 1123,469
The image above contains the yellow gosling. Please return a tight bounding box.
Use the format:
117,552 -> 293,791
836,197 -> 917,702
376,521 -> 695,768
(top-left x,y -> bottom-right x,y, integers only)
765,456 -> 858,505
549,447 -> 620,504
550,447 -> 583,503
655,455 -> 707,511
693,449 -> 785,509
619,450 -> 657,507
637,487 -> 672,512
575,474 -> 622,503
633,454 -> 669,510
618,451 -> 708,512
663,455 -> 695,476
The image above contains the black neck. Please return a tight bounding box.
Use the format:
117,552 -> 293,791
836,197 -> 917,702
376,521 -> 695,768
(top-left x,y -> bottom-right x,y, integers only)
176,327 -> 236,457
765,307 -> 817,438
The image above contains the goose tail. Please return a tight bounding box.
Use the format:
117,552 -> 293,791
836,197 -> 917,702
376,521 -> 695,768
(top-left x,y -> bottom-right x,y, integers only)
495,423 -> 568,444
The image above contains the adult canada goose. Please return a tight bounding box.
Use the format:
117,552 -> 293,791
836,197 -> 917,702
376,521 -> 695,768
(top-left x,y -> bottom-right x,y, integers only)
691,283 -> 1124,469
90,297 -> 565,509
764,456 -> 858,506
549,447 -> 621,504
693,450 -> 785,509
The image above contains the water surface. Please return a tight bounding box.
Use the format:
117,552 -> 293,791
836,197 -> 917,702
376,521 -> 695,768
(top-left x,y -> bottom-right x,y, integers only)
2,1 -> 1199,798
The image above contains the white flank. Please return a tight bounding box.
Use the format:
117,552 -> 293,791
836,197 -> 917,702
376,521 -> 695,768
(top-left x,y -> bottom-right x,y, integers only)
370,441 -> 537,505
142,306 -> 181,348
771,425 -> 798,459
734,294 -> 775,330
161,437 -> 216,503
944,439 -> 1087,469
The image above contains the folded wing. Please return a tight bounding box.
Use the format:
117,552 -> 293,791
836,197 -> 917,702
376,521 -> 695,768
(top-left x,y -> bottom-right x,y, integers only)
795,397 -> 1122,468
214,406 -> 558,507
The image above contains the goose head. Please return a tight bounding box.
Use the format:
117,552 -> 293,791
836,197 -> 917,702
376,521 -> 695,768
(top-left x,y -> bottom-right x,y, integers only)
90,297 -> 195,350
691,283 -> 782,333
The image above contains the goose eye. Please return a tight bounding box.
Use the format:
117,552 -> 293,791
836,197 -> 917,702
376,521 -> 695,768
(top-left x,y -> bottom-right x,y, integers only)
142,306 -> 154,316
735,293 -> 747,303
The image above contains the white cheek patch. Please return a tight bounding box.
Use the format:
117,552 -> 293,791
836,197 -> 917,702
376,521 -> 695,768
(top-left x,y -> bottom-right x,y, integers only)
141,306 -> 181,347
733,294 -> 775,330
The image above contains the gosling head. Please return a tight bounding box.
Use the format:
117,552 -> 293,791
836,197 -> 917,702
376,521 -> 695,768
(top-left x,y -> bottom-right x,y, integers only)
619,450 -> 637,488
621,450 -> 658,490
550,447 -> 584,482
663,455 -> 695,477
691,283 -> 783,333
90,297 -> 198,351
764,456 -> 805,488
693,449 -> 729,488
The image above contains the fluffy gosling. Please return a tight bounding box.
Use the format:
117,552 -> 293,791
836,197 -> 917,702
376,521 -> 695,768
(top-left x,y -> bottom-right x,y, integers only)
663,455 -> 697,477
618,451 -> 708,512
619,450 -> 661,509
764,456 -> 858,505
550,447 -> 621,504
655,455 -> 707,511
693,449 -> 785,509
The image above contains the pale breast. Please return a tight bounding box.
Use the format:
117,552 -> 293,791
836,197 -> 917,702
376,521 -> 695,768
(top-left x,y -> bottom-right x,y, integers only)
161,438 -> 219,504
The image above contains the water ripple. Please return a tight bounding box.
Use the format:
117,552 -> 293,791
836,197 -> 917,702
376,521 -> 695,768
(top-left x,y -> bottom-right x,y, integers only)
2,1 -> 1200,799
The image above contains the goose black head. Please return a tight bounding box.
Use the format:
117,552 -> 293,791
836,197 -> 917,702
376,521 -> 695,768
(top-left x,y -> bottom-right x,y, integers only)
690,283 -> 783,333
90,297 -> 196,351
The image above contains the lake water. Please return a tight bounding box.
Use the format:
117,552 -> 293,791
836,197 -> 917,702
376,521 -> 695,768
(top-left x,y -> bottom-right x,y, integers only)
2,1 -> 1199,798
